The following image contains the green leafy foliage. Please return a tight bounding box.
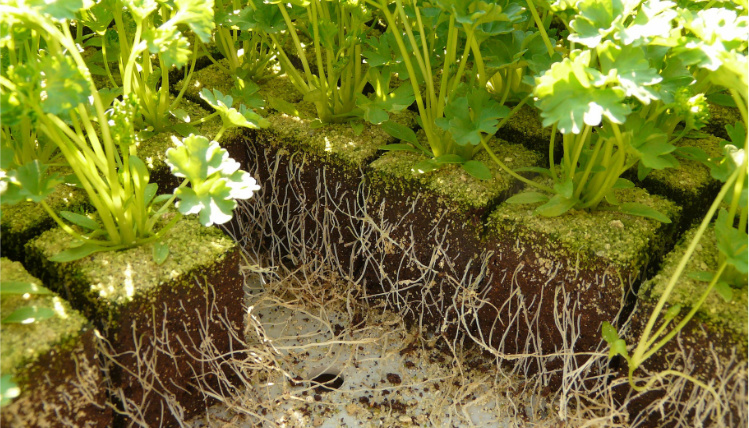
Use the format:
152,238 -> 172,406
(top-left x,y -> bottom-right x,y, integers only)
1,161 -> 62,205
534,50 -> 630,134
200,88 -> 270,139
601,321 -> 629,360
436,86 -> 510,146
167,135 -> 261,226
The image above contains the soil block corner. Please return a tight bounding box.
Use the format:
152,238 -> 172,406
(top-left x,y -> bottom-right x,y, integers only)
23,217 -> 243,427
0,258 -> 111,428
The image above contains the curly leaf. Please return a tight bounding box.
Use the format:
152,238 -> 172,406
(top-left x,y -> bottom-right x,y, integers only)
597,42 -> 662,104
357,84 -> 414,125
167,135 -> 261,226
534,51 -> 630,134
173,0 -> 215,43
40,55 -> 90,116
568,0 -> 639,47
26,0 -> 92,21
200,89 -> 269,130
1,161 -> 62,205
124,0 -> 158,20
442,88 -> 510,146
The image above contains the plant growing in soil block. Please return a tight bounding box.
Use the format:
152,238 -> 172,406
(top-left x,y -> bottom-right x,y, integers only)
0,258 -> 110,427
369,0 -> 556,179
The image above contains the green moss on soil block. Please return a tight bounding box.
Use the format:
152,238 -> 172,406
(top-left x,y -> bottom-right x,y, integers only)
25,215 -> 236,329
0,184 -> 88,262
0,258 -> 88,376
496,103 -> 559,155
488,187 -> 681,272
174,58 -> 302,107
639,226 -> 748,340
368,137 -> 543,212
0,258 -> 109,427
262,101 -> 418,170
638,134 -> 722,226
705,103 -> 743,140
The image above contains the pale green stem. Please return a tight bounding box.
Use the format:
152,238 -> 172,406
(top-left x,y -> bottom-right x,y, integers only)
630,167 -> 740,366
481,137 -> 553,192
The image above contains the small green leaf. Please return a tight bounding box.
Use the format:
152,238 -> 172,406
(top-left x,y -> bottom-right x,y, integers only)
351,122 -> 364,136
2,161 -> 62,204
309,119 -> 324,129
534,194 -> 578,217
0,281 -> 53,295
49,243 -> 108,262
60,211 -> 100,231
1,374 -> 20,407
664,304 -> 682,321
153,242 -> 169,265
412,159 -> 439,174
433,154 -> 465,165
714,282 -> 733,302
612,178 -> 635,189
381,120 -> 419,146
619,203 -> 671,223
172,123 -> 199,137
602,321 -> 620,344
462,160 -> 492,180
2,306 -> 56,324
171,109 -> 191,122
378,144 -> 420,153
609,338 -> 629,359
715,209 -> 748,274
505,192 -> 549,204
553,180 -> 574,199
144,183 -> 159,206
686,271 -> 716,282
267,96 -> 299,116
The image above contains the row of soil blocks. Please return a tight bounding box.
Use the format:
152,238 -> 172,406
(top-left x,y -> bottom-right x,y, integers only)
1,258 -> 111,427
183,65 -> 681,352
619,225 -> 748,426
22,216 -> 243,427
174,57 -> 745,422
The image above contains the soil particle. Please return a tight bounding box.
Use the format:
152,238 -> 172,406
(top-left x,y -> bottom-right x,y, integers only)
386,373 -> 402,385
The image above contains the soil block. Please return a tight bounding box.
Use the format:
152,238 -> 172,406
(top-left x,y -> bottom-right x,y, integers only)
0,183 -> 88,263
362,138 -> 543,329
0,258 -> 111,428
245,99 -> 416,275
480,187 -> 681,362
632,134 -> 723,230
619,225 -> 747,427
24,216 -> 243,427
704,103 -> 743,141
